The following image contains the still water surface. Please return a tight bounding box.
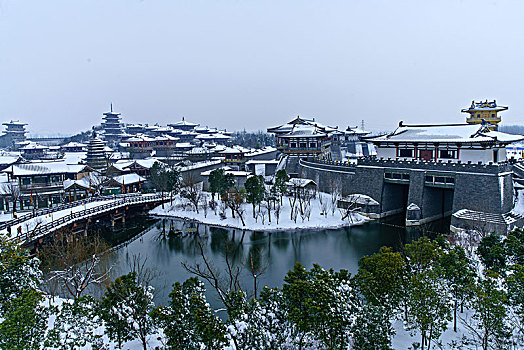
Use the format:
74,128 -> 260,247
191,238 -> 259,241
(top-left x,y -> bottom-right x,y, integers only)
101,215 -> 449,308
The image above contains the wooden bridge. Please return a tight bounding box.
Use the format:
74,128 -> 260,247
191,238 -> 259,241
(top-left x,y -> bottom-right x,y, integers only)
2,193 -> 169,247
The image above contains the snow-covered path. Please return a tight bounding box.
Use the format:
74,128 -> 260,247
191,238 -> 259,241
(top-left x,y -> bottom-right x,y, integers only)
1,193 -> 162,241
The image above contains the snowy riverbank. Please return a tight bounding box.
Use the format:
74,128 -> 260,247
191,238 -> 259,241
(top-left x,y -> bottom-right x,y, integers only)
150,192 -> 369,231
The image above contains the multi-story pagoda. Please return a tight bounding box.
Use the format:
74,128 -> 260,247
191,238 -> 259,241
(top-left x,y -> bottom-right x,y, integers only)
86,132 -> 107,170
462,99 -> 508,130
0,120 -> 27,149
101,104 -> 124,145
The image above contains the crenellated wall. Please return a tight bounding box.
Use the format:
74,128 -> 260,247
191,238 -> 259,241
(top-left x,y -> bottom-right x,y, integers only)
295,157 -> 517,232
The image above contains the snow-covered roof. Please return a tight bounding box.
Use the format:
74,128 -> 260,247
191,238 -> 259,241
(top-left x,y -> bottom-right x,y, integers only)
64,178 -> 91,191
175,142 -> 194,148
169,118 -> 199,127
367,122 -> 524,144
344,194 -> 380,206
112,158 -> 163,171
245,160 -> 280,165
112,173 -> 145,185
20,142 -> 48,150
200,167 -> 251,177
345,126 -> 370,136
4,162 -> 91,176
461,100 -> 508,113
287,178 -> 317,188
61,142 -> 87,148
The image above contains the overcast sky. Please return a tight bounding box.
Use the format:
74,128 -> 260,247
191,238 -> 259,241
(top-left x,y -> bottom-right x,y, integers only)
1,0 -> 523,135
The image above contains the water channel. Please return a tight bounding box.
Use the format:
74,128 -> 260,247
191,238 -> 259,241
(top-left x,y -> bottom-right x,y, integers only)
97,214 -> 450,309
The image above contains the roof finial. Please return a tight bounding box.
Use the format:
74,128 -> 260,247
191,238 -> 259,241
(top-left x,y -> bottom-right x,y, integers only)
182,116 -> 185,121
110,103 -> 113,113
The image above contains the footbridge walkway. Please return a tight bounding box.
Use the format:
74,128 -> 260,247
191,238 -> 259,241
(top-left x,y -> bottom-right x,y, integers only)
1,193 -> 168,246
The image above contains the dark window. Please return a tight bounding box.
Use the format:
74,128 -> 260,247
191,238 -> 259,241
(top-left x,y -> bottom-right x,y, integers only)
425,175 -> 433,182
491,113 -> 495,118
398,149 -> 413,157
446,177 -> 455,184
392,173 -> 402,179
439,150 -> 456,159
402,173 -> 410,180
435,177 -> 446,183
385,173 -> 393,179
290,143 -> 296,148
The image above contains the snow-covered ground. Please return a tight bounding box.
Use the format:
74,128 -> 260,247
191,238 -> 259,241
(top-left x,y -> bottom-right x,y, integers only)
150,192 -> 369,231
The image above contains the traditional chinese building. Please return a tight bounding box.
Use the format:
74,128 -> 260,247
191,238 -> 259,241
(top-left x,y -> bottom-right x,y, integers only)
462,99 -> 508,130
267,116 -> 338,158
0,121 -> 27,149
101,104 -> 124,145
86,132 -> 107,170
168,117 -> 199,131
366,122 -> 524,164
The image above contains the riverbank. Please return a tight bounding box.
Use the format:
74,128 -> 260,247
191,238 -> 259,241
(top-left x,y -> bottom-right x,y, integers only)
150,192 -> 369,231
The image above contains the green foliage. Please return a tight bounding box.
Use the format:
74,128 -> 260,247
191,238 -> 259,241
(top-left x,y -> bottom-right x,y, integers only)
478,233 -> 506,272
353,303 -> 394,350
100,272 -> 155,350
208,168 -> 236,200
273,169 -> 289,200
152,277 -> 226,350
244,175 -> 266,217
0,289 -> 48,350
150,162 -> 180,194
45,295 -> 103,350
356,246 -> 405,312
282,263 -> 359,349
403,237 -> 451,350
0,237 -> 42,312
467,274 -> 510,349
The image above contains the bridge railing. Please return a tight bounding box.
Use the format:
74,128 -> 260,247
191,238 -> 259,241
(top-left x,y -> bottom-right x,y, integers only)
0,193 -> 144,231
9,193 -> 167,244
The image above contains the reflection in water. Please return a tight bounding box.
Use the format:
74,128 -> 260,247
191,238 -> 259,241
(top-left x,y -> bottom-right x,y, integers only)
102,214 -> 449,308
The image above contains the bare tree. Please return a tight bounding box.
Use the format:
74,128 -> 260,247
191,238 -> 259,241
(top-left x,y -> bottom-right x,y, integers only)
181,175 -> 203,214
273,199 -> 282,224
329,180 -> 341,216
2,181 -> 20,213
39,229 -> 112,299
319,193 -> 328,216
338,194 -> 360,224
85,171 -> 106,196
224,188 -> 246,226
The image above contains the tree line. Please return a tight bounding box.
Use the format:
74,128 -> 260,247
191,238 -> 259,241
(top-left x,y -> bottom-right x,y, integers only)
3,226 -> 524,349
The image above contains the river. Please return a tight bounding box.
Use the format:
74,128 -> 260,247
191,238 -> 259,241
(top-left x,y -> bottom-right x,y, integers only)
97,214 -> 450,309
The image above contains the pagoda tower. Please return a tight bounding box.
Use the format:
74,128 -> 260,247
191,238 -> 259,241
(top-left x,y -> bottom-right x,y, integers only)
101,104 -> 124,145
86,131 -> 107,171
462,99 -> 508,130
0,120 -> 27,149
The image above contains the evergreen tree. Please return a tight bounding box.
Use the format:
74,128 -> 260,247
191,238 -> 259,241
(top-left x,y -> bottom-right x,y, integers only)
282,263 -> 359,349
208,168 -> 225,201
465,273 -> 510,350
0,289 -> 49,350
403,237 -> 451,350
477,233 -> 506,273
100,272 -> 155,350
273,169 -> 289,204
356,246 -> 405,316
45,295 -> 103,350
439,244 -> 476,332
353,303 -> 394,350
0,237 -> 42,312
244,175 -> 266,218
152,277 -> 226,350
